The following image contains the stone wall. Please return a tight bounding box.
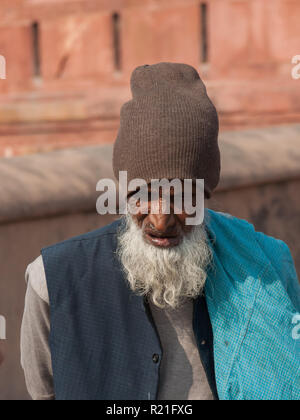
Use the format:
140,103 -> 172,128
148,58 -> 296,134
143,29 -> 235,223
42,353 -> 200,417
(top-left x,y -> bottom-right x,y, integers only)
0,0 -> 299,156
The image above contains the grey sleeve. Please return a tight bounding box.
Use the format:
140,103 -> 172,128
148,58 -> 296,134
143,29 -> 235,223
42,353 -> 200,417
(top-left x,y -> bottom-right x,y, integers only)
20,274 -> 54,400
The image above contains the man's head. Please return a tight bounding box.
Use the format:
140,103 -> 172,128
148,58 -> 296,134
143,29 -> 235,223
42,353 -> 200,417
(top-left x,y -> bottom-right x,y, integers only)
113,62 -> 220,309
128,180 -> 199,248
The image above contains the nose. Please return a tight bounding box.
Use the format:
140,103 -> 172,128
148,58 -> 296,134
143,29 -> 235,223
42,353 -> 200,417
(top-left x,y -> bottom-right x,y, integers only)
147,212 -> 177,233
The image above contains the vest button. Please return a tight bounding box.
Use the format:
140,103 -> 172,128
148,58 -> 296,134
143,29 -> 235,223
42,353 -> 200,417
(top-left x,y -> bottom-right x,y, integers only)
152,354 -> 160,364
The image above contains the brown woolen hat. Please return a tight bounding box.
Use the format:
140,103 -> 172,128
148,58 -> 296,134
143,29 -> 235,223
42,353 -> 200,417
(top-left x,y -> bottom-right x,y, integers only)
113,62 -> 220,198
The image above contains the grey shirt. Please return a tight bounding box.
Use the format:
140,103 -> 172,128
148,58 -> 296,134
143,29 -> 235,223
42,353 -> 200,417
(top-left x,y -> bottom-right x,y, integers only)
21,256 -> 214,400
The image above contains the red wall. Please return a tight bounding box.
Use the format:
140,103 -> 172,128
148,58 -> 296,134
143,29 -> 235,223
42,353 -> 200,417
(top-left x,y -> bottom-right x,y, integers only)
0,0 -> 299,156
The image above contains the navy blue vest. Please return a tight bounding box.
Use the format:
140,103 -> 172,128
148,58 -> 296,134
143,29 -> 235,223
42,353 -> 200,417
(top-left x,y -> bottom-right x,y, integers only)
42,219 -> 218,400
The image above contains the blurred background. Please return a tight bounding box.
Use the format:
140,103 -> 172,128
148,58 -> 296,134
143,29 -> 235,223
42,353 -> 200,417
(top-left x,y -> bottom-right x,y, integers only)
0,0 -> 299,399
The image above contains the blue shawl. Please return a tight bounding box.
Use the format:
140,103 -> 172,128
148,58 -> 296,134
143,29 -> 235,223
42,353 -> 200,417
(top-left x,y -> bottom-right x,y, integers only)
205,209 -> 300,400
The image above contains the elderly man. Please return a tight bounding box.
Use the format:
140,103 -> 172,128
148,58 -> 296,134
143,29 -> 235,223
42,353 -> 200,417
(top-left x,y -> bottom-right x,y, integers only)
21,63 -> 300,401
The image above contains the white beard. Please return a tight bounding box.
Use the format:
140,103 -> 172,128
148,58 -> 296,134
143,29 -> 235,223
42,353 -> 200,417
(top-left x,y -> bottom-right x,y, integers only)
117,214 -> 213,310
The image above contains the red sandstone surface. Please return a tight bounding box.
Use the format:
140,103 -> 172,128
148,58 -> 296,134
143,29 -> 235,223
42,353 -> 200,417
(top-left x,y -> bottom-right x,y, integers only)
0,0 -> 299,157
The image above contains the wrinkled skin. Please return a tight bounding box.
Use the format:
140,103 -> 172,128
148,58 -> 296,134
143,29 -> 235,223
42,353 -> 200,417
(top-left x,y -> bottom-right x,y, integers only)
130,182 -> 197,248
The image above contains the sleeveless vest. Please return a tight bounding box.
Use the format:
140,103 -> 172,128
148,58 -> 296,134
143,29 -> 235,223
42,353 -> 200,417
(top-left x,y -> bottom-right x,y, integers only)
42,210 -> 300,400
42,219 -> 217,400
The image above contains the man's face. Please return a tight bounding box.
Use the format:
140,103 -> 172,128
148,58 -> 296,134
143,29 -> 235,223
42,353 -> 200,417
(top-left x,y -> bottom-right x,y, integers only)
117,183 -> 212,309
130,182 -> 196,249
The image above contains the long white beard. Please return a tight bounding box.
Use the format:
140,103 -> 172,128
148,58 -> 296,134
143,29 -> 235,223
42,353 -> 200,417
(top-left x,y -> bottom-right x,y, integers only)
117,214 -> 213,310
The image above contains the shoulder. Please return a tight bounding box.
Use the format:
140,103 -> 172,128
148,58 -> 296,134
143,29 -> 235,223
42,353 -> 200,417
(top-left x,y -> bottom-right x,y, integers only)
40,219 -> 124,291
205,208 -> 293,268
25,255 -> 49,304
206,209 -> 299,306
205,209 -> 256,246
206,208 -> 287,251
26,220 -> 123,303
42,219 -> 123,254
205,209 -> 255,230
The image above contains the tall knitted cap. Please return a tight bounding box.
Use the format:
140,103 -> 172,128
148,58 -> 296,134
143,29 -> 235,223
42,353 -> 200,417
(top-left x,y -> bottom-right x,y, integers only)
113,62 -> 220,198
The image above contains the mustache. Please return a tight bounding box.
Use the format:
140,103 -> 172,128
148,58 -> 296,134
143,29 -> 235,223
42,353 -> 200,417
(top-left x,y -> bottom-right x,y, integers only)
143,224 -> 182,238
